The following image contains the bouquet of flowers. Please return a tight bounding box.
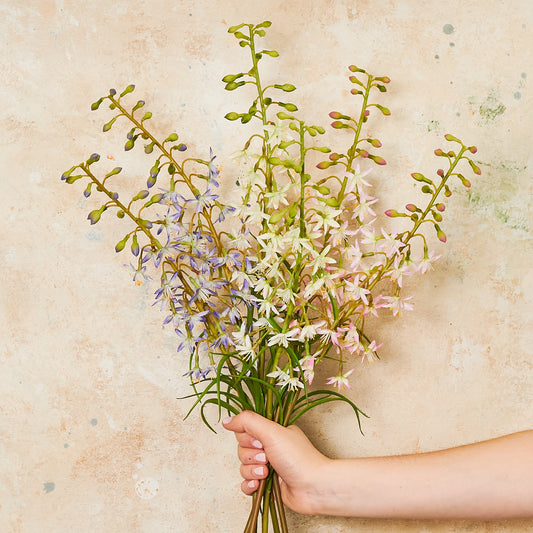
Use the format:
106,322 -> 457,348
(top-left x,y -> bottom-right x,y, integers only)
61,21 -> 480,533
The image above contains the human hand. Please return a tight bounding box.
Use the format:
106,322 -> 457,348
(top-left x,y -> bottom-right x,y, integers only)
223,410 -> 331,515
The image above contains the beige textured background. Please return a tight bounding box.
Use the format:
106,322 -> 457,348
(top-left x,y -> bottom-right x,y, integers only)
1,1 -> 532,531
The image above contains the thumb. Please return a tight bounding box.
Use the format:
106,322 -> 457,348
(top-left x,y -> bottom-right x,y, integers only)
222,410 -> 283,447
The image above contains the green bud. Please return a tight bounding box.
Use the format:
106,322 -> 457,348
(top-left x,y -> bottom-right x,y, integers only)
283,103 -> 298,112
315,185 -> 330,195
432,210 -> 443,222
274,83 -> 296,92
313,146 -> 331,153
434,224 -> 447,242
228,23 -> 245,34
225,112 -> 241,121
132,100 -> 145,112
331,121 -> 349,129
131,234 -> 140,256
262,50 -> 279,57
88,207 -> 105,225
165,133 -> 178,142
288,203 -> 298,218
124,139 -> 135,151
233,31 -> 248,40
468,160 -> 481,175
444,185 -> 452,197
376,84 -> 387,92
91,98 -> 104,111
317,161 -> 333,169
269,212 -> 284,224
348,65 -> 365,73
145,193 -> 163,207
116,210 -> 125,218
444,133 -> 462,144
119,84 -> 135,97
133,190 -> 150,201
144,142 -> 155,154
368,154 -> 386,165
65,175 -> 83,184
105,167 -> 122,178
238,40 -> 248,48
141,111 -> 152,122
254,21 -> 272,29
411,172 -> 433,185
277,112 -> 293,121
268,157 -> 283,165
168,163 -> 176,174
103,117 -> 117,132
225,80 -> 246,90
324,197 -> 339,207
240,114 -> 252,123
115,235 -> 129,252
374,104 -> 391,116
421,185 -> 432,194
457,173 -> 472,187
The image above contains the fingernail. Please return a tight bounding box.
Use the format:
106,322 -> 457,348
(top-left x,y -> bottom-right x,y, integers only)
255,452 -> 266,462
252,439 -> 263,449
253,466 -> 264,476
222,416 -> 233,425
247,480 -> 256,488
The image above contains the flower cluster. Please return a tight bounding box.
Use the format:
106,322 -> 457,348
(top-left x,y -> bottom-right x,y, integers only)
61,20 -> 480,533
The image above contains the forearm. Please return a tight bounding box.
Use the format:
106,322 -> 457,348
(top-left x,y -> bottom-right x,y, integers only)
313,430 -> 533,520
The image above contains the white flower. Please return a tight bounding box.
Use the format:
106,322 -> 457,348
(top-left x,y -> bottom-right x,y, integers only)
267,329 -> 299,348
263,121 -> 292,146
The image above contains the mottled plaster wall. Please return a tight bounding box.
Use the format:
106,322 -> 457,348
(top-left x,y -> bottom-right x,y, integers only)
1,1 -> 532,532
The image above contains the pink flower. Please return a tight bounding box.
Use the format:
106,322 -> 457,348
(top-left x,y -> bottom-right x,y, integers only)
326,368 -> 354,391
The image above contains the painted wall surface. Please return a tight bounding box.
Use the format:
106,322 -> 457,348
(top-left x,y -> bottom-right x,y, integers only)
1,1 -> 532,531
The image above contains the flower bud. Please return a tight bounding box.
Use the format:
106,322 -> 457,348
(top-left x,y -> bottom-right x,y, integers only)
434,224 -> 447,242
331,121 -> 348,129
468,146 -> 478,154
444,133 -> 461,143
224,112 -> 240,121
436,203 -> 446,212
119,84 -> 135,97
405,203 -> 418,212
468,160 -> 481,175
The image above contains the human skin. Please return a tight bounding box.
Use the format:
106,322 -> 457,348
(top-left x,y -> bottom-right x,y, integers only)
223,411 -> 533,520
